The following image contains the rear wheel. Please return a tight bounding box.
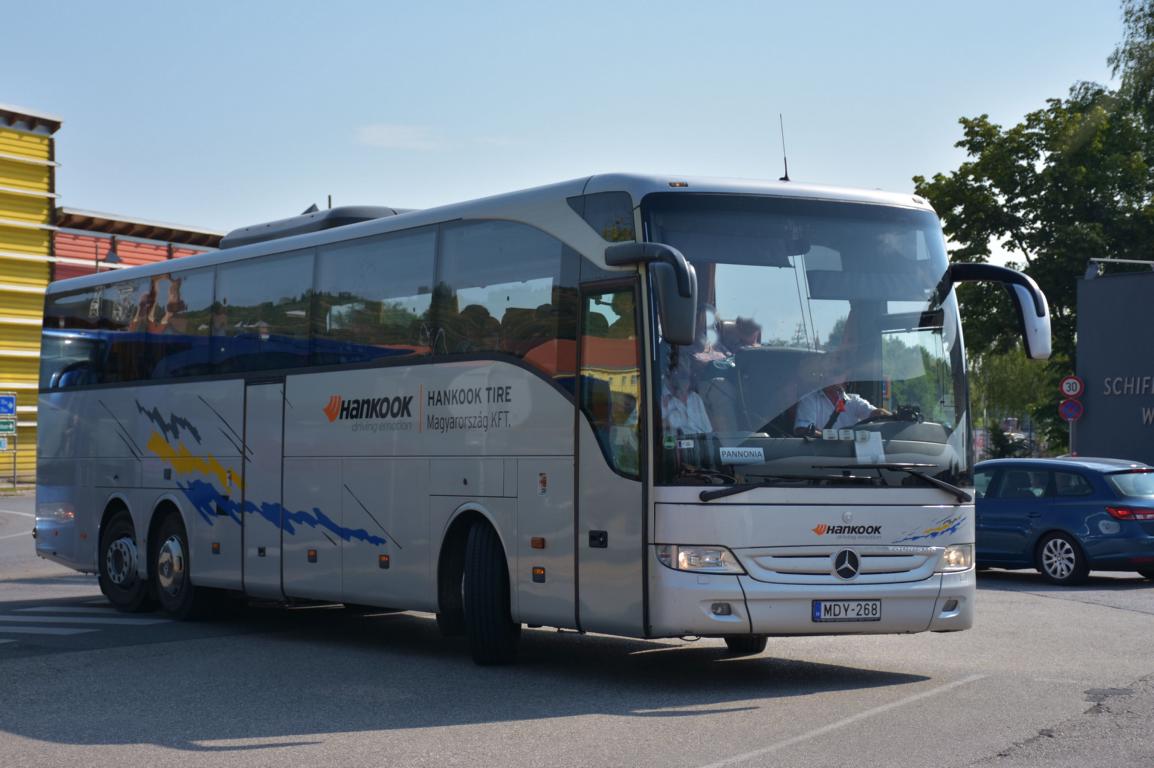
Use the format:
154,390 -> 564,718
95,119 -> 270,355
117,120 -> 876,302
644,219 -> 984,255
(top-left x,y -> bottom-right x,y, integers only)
463,523 -> 520,665
724,635 -> 768,656
1137,567 -> 1154,580
1036,533 -> 1089,586
152,513 -> 207,620
98,510 -> 155,613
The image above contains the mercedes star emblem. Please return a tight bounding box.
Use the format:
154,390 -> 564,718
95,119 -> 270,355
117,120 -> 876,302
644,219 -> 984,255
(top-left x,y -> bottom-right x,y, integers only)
834,549 -> 860,580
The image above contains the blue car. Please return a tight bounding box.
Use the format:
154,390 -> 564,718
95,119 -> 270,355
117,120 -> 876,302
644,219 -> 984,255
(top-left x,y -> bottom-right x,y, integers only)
974,457 -> 1154,585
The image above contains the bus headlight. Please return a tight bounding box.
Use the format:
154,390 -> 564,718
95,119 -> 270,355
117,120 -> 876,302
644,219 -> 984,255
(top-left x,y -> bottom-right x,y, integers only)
936,544 -> 973,572
656,545 -> 745,574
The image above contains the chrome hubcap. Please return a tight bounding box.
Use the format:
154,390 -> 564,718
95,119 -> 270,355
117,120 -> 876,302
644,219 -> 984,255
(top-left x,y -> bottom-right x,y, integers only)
1042,539 -> 1076,579
157,535 -> 186,597
105,537 -> 137,586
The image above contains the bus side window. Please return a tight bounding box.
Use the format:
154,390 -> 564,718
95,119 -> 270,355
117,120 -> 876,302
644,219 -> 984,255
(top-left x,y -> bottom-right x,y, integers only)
580,288 -> 640,478
437,221 -> 577,382
213,250 -> 314,373
314,229 -> 436,364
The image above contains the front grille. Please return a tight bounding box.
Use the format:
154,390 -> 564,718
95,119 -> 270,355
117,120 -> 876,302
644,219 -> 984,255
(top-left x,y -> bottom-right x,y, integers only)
739,545 -> 939,584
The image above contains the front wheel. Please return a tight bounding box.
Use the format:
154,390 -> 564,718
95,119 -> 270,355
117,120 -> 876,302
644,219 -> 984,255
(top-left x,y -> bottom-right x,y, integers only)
1036,533 -> 1089,586
724,635 -> 768,656
463,523 -> 520,665
98,510 -> 155,613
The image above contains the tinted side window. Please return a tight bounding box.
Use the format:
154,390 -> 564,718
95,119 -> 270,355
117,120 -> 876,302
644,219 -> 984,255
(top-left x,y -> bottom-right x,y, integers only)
996,468 -> 1048,499
41,288 -> 104,388
100,278 -> 157,383
214,250 -> 314,372
567,192 -> 636,242
314,229 -> 435,365
1055,471 -> 1094,497
437,221 -> 577,381
580,287 -> 640,478
152,269 -> 215,378
973,469 -> 994,499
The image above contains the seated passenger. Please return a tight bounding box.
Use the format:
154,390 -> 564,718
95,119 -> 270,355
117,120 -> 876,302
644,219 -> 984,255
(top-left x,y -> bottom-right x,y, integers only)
661,350 -> 713,436
793,354 -> 889,437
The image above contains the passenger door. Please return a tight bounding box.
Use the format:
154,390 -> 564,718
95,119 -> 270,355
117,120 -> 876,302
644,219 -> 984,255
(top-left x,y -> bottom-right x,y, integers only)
575,283 -> 646,635
242,380 -> 285,599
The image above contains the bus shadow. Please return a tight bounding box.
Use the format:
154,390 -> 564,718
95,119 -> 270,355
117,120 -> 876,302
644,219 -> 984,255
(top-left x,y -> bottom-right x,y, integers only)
0,603 -> 930,751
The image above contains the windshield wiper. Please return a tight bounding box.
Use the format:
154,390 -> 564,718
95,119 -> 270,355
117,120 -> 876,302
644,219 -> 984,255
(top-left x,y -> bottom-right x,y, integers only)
699,473 -> 874,502
824,463 -> 972,503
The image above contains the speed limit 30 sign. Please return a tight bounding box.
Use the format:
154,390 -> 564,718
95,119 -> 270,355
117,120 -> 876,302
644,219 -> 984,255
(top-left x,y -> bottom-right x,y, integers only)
1059,375 -> 1084,399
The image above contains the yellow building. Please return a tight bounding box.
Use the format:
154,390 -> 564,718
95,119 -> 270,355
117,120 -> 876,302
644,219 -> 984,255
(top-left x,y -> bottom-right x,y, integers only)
0,104 -> 60,483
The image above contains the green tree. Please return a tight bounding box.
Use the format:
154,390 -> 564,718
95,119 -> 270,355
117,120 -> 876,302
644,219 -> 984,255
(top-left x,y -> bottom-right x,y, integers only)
913,1 -> 1154,448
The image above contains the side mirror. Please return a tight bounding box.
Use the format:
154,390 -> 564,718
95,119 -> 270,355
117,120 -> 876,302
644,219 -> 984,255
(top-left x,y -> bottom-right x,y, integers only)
943,263 -> 1052,360
605,242 -> 698,345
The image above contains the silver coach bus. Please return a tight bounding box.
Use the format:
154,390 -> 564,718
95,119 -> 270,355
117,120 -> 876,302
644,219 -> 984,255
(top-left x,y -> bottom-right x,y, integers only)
34,174 -> 1050,663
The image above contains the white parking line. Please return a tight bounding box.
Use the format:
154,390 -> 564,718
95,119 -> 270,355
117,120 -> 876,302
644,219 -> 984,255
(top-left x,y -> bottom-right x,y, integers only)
695,674 -> 987,768
0,509 -> 34,518
0,626 -> 98,636
0,531 -> 31,541
0,615 -> 171,626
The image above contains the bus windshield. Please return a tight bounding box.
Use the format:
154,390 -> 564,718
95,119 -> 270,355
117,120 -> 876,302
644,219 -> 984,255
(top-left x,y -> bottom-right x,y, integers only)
642,193 -> 969,488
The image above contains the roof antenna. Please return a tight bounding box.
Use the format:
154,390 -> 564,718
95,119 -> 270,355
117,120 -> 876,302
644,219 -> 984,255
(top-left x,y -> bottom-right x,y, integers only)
778,113 -> 790,182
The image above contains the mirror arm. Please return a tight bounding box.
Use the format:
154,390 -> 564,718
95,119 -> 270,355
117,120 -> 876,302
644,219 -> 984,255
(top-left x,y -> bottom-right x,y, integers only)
605,242 -> 693,298
944,263 -> 1046,317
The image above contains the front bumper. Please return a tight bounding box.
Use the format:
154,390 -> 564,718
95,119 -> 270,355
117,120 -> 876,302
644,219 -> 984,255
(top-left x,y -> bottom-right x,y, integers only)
647,551 -> 973,637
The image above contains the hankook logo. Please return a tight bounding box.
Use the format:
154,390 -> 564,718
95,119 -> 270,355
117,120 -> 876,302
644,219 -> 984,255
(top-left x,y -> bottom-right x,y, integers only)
323,394 -> 413,423
812,523 -> 883,536
834,549 -> 861,579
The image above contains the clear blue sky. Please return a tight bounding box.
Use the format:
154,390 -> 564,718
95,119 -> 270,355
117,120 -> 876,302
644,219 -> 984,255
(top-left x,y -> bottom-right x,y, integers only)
3,0 -> 1125,234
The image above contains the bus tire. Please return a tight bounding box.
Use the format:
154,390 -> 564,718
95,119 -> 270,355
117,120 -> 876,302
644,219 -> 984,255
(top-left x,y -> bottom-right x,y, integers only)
463,522 -> 520,665
723,635 -> 768,656
152,513 -> 207,620
98,510 -> 156,613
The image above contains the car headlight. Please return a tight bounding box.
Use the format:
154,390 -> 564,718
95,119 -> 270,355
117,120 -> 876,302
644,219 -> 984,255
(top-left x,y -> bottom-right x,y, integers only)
936,544 -> 973,572
656,545 -> 745,574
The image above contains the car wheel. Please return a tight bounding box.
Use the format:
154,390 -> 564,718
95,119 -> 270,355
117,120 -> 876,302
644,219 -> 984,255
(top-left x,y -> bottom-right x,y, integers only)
98,510 -> 156,612
1137,567 -> 1154,580
724,635 -> 768,656
1036,533 -> 1089,586
152,513 -> 207,620
463,523 -> 520,665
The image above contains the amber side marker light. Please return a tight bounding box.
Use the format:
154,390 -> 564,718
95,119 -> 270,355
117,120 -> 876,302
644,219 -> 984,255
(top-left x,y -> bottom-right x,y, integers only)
531,567 -> 546,583
307,549 -> 318,563
668,181 -> 689,188
530,537 -> 546,549
379,554 -> 390,569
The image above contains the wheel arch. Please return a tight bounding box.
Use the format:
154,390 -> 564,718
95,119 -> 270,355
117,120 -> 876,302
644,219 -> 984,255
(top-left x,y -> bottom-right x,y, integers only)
436,503 -> 514,621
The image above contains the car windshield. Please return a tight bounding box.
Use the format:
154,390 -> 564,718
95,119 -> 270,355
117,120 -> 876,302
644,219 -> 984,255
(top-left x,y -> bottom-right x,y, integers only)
1106,469 -> 1154,498
642,193 -> 969,488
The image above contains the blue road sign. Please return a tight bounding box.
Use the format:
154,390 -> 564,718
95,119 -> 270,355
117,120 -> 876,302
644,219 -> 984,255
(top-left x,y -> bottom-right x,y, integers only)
0,394 -> 15,417
1059,398 -> 1084,422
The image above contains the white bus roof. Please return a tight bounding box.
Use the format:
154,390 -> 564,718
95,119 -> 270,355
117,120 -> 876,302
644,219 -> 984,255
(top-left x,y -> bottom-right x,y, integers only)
45,173 -> 935,295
